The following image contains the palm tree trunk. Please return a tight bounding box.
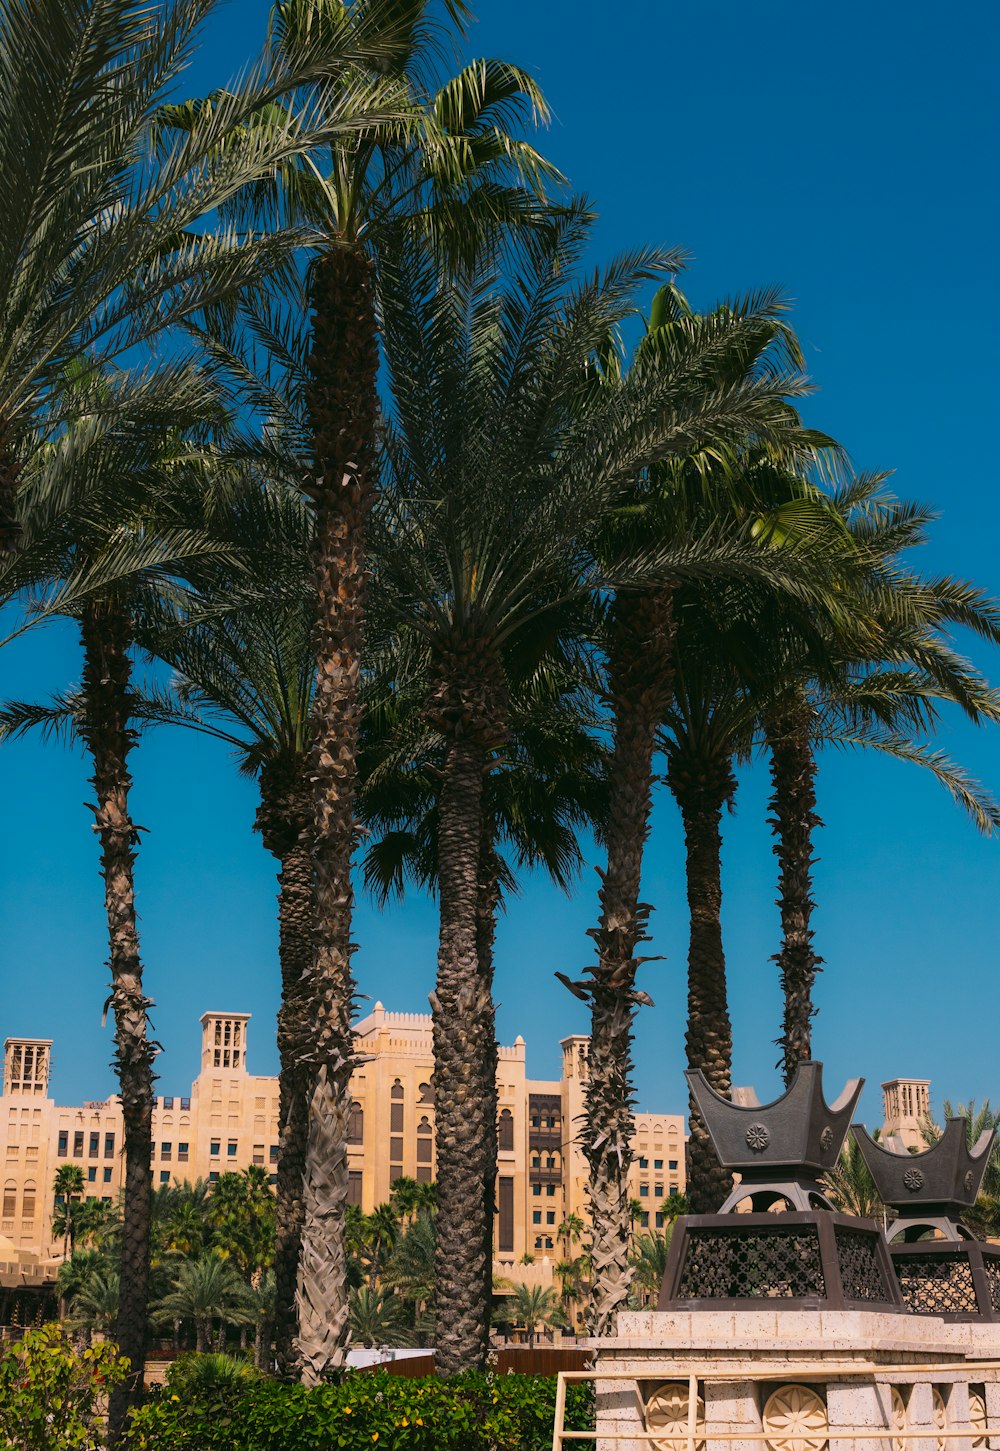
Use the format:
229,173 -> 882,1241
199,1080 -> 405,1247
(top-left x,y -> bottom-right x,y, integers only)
767,697 -> 822,1086
579,589 -> 675,1336
296,242 -> 379,1386
78,598 -> 156,1438
667,747 -> 736,1214
476,829 -> 500,1324
256,768 -> 313,1379
431,725 -> 494,1374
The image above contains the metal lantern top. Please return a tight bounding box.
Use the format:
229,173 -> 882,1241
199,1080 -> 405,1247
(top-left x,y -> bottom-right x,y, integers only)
851,1118 -> 995,1241
687,1062 -> 863,1177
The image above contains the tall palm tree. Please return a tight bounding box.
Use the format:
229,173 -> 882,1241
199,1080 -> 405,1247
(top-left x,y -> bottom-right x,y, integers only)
376,216 -> 821,1367
52,1165 -> 86,1260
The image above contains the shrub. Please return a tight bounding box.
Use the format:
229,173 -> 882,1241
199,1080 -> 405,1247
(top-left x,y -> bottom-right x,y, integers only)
0,1323 -> 128,1451
126,1365 -> 594,1450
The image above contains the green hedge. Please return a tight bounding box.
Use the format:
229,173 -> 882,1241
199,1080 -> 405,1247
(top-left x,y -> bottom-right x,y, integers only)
127,1366 -> 594,1450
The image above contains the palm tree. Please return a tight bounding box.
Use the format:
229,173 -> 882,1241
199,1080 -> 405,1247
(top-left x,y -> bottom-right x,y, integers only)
823,1137 -> 883,1220
376,213 -> 818,1369
920,1100 -> 1000,1237
629,1228 -> 672,1308
52,1165 -> 85,1260
383,1212 -> 436,1342
506,1284 -> 567,1348
153,1255 -> 255,1354
207,1167 -> 277,1286
208,0 -> 559,1386
68,1268 -> 121,1337
347,1285 -> 410,1349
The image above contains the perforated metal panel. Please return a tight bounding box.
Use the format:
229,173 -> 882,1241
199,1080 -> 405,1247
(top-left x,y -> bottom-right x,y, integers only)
676,1226 -> 825,1301
893,1253 -> 978,1314
835,1227 -> 892,1302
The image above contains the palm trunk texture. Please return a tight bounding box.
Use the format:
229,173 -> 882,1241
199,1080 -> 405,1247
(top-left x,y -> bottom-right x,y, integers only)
78,599 -> 156,1440
667,747 -> 736,1214
296,242 -> 379,1385
579,589 -> 674,1336
476,832 -> 501,1335
767,699 -> 822,1087
255,763 -> 313,1378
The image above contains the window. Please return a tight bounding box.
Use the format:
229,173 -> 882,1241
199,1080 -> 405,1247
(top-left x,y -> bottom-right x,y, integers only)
160,1171 -> 170,1183
654,1185 -> 663,1197
269,1174 -> 278,1186
532,1184 -> 542,1197
73,1132 -> 84,1158
210,1141 -> 220,1157
253,1145 -> 264,1166
180,1098 -> 191,1112
640,1212 -> 649,1227
390,1080 -> 404,1100
416,1165 -> 432,1183
546,1185 -> 556,1197
347,1101 -> 364,1143
669,1160 -> 678,1171
418,1082 -> 433,1105
639,1183 -> 649,1197
103,1168 -> 112,1183
498,1176 -> 514,1254
669,1186 -> 679,1197
498,1109 -> 514,1152
163,1097 -> 174,1109
178,1143 -> 189,1163
655,1212 -> 664,1228
87,1167 -> 96,1182
161,1143 -> 172,1161
390,1104 -> 404,1133
2,1182 -> 15,1218
654,1159 -> 663,1170
389,1138 -> 404,1161
544,1237 -> 553,1249
89,1133 -> 99,1158
417,1118 -> 432,1164
531,1115 -> 540,1129
269,1145 -> 279,1163
546,1211 -> 555,1225
638,1156 -> 648,1169
545,1156 -> 555,1170
534,1236 -> 543,1249
21,1182 -> 35,1219
533,1211 -> 542,1225
104,1133 -> 115,1158
57,1132 -> 68,1156
209,1172 -> 219,1183
227,1142 -> 237,1157
531,1156 -> 541,1170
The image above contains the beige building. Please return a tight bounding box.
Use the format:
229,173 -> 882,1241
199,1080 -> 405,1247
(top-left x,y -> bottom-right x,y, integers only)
881,1077 -> 931,1150
2,1004 -> 686,1286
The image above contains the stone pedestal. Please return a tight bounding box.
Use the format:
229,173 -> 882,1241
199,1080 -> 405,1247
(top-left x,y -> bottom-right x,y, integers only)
588,1309 -> 1000,1451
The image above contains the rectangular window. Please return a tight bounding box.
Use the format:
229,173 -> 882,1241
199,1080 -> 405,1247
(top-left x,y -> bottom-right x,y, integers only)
546,1185 -> 556,1197
161,1143 -> 172,1161
416,1138 -> 432,1164
640,1211 -> 649,1227
546,1211 -> 555,1224
209,1171 -> 219,1183
180,1098 -> 191,1112
638,1156 -> 648,1169
89,1133 -> 99,1158
73,1132 -> 84,1158
654,1159 -> 663,1170
639,1183 -> 649,1197
416,1165 -> 432,1183
253,1145 -> 264,1165
654,1185 -> 664,1197
389,1138 -> 403,1161
669,1185 -> 679,1197
163,1097 -> 174,1110
669,1160 -> 678,1170
103,1168 -> 112,1183
532,1184 -> 541,1196
270,1145 -> 279,1163
544,1237 -> 553,1249
160,1171 -> 170,1183
210,1141 -> 220,1156
498,1176 -> 514,1254
390,1104 -> 404,1133
532,1210 -> 542,1225
655,1213 -> 664,1228
269,1174 -> 278,1186
531,1156 -> 540,1169
534,1236 -> 543,1249
347,1171 -> 363,1206
87,1167 -> 96,1182
57,1132 -> 68,1156
178,1143 -> 189,1162
227,1142 -> 237,1157
104,1133 -> 115,1158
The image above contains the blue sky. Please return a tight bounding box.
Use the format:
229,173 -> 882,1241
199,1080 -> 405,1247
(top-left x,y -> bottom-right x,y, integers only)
3,0 -> 999,1131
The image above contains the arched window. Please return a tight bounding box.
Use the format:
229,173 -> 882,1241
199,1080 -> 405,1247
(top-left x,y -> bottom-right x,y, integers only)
2,1181 -> 14,1219
21,1181 -> 36,1219
498,1109 -> 514,1152
417,1116 -> 432,1165
390,1080 -> 404,1100
418,1081 -> 433,1105
348,1102 -> 364,1144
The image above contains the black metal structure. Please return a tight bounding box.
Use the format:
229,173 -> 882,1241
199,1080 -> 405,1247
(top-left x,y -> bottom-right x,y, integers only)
686,1062 -> 862,1212
851,1118 -> 995,1242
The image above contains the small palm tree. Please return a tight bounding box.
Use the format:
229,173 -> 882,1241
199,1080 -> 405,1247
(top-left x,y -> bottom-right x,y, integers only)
68,1268 -> 121,1337
823,1137 -> 883,1221
347,1285 -> 410,1349
629,1229 -> 672,1308
52,1165 -> 85,1260
153,1255 -> 255,1354
506,1284 -> 567,1349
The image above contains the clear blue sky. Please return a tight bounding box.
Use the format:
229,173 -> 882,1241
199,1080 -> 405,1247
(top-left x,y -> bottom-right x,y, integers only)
3,0 -> 999,1132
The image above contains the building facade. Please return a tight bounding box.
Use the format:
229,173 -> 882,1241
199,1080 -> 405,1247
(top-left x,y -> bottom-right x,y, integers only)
880,1077 -> 931,1150
1,1004 -> 686,1285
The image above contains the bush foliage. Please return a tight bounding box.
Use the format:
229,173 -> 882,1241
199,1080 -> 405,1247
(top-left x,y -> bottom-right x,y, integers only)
0,1324 -> 128,1451
126,1364 -> 594,1450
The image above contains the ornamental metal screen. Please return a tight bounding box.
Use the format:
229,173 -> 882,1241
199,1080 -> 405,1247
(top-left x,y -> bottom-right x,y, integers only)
835,1226 -> 892,1302
893,1253 -> 978,1315
676,1226 -> 826,1301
